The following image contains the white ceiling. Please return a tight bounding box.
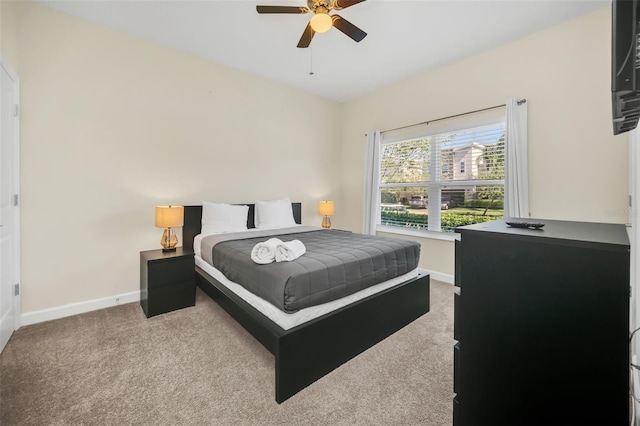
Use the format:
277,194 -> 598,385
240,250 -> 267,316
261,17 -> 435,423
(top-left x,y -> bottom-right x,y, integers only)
33,0 -> 610,103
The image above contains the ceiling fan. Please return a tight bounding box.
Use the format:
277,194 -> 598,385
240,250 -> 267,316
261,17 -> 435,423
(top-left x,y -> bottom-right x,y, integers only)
256,0 -> 367,48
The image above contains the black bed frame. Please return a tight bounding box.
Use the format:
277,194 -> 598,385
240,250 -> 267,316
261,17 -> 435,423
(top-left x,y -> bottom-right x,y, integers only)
183,203 -> 430,403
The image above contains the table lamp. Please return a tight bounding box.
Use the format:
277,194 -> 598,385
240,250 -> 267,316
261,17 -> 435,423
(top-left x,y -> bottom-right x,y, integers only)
155,205 -> 184,252
318,201 -> 335,229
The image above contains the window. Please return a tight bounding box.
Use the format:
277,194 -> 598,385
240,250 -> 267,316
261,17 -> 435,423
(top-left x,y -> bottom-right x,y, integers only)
378,122 -> 505,233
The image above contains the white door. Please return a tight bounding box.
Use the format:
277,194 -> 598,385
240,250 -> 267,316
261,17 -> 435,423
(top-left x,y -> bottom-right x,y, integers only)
0,58 -> 20,353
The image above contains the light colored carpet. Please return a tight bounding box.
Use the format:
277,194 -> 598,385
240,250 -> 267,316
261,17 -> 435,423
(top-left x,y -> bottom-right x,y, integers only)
0,280 -> 455,425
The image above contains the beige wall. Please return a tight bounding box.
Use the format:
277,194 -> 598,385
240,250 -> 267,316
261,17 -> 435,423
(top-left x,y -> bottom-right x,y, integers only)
17,2 -> 342,313
1,0 -> 19,67
340,6 -> 629,277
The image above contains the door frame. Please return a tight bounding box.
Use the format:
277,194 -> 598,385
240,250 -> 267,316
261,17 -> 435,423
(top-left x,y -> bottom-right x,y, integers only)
1,53 -> 21,338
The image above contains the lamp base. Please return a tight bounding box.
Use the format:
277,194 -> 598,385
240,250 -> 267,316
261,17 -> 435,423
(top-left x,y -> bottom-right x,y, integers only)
162,247 -> 177,253
160,228 -> 178,251
322,215 -> 332,229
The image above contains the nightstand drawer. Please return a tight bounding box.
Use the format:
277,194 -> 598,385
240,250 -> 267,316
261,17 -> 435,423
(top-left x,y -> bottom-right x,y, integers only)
144,279 -> 195,317
147,256 -> 194,288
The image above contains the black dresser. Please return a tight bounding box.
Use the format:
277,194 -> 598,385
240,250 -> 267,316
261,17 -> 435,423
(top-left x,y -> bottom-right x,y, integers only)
454,218 -> 630,425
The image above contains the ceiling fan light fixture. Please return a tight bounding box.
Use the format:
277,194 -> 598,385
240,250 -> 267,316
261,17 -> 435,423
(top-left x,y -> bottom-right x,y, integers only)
257,0 -> 368,47
310,12 -> 333,33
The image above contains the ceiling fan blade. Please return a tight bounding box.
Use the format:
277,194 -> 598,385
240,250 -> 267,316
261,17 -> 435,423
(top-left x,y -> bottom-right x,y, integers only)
333,0 -> 366,10
332,15 -> 367,42
297,22 -> 316,48
256,5 -> 309,14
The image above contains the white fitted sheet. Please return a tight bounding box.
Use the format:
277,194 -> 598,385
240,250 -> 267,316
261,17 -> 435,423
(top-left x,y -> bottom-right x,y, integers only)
194,239 -> 420,330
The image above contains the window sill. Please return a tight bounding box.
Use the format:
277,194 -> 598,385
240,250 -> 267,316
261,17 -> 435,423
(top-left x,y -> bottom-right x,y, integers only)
376,225 -> 461,242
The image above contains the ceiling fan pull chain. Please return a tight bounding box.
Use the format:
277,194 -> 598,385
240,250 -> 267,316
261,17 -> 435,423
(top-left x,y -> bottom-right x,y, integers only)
309,46 -> 314,75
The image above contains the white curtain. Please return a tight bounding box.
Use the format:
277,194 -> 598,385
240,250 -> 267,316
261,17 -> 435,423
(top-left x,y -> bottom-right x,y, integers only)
363,130 -> 381,235
504,98 -> 529,218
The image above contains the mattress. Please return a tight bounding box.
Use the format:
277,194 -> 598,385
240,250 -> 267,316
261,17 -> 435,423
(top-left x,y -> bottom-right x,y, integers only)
199,227 -> 421,312
194,254 -> 419,331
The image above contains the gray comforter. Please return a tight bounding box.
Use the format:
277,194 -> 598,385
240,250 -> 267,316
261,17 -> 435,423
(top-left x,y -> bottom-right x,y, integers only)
200,226 -> 420,313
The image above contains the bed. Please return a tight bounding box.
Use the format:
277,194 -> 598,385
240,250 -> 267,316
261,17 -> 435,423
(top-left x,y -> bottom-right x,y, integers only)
183,202 -> 430,403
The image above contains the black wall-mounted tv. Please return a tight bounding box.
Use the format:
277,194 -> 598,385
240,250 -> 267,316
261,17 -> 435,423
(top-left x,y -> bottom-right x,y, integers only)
612,0 -> 640,135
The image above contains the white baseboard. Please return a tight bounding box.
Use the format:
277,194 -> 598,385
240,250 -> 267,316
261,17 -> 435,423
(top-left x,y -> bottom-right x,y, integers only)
20,291 -> 140,327
19,271 -> 450,326
419,268 -> 454,284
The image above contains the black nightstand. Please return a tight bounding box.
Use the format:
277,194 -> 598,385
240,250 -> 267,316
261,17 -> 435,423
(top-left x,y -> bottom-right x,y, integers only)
140,247 -> 195,318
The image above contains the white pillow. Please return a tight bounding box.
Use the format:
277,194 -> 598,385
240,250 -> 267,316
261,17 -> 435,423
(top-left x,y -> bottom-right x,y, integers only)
201,202 -> 249,235
255,198 -> 297,229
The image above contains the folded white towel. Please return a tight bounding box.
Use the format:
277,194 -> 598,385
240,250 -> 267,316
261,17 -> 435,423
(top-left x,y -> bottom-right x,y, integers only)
251,238 -> 283,264
275,240 -> 306,262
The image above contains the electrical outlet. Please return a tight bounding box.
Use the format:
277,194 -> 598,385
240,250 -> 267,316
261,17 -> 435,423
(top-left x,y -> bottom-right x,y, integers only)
115,297 -> 120,305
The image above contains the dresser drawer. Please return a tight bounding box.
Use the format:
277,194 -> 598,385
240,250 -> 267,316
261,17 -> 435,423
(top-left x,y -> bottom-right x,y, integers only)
453,396 -> 460,425
454,288 -> 461,341
453,341 -> 461,394
454,239 -> 461,287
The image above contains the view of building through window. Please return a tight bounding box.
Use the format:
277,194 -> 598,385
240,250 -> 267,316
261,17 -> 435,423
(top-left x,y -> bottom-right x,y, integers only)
378,123 -> 505,232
